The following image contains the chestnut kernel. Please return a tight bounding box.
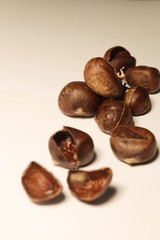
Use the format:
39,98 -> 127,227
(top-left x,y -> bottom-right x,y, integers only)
21,161 -> 63,203
95,98 -> 134,134
125,65 -> 160,93
110,125 -> 157,165
104,46 -> 136,79
67,168 -> 112,202
83,57 -> 123,98
124,86 -> 151,115
48,126 -> 94,170
58,81 -> 102,117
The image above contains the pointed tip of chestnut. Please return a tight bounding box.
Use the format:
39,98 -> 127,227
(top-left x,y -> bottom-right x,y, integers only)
21,161 -> 63,203
48,126 -> 94,170
67,167 -> 113,202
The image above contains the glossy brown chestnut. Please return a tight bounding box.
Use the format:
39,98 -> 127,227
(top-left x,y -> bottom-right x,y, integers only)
95,98 -> 133,134
58,81 -> 103,117
83,57 -> 123,98
104,46 -> 136,79
110,125 -> 157,165
48,126 -> 94,170
21,161 -> 63,203
125,65 -> 160,93
67,167 -> 112,202
124,86 -> 151,115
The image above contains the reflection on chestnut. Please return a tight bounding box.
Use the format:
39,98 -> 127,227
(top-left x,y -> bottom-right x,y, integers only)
110,125 -> 157,165
83,57 -> 123,98
67,167 -> 112,202
22,161 -> 63,203
58,81 -> 103,117
48,126 -> 94,170
104,46 -> 136,79
124,86 -> 151,115
125,65 -> 160,93
95,98 -> 133,134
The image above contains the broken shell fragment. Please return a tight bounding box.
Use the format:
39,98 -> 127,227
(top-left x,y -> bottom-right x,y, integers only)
48,126 -> 94,170
21,161 -> 63,203
67,168 -> 112,202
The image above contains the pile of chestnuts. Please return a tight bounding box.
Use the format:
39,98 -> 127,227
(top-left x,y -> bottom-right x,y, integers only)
22,46 -> 159,203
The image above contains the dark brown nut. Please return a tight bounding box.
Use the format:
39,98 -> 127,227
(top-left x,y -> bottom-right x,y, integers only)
124,86 -> 151,115
95,98 -> 134,134
48,126 -> 94,170
21,161 -> 63,203
110,125 -> 157,165
83,57 -> 123,98
67,167 -> 112,202
58,81 -> 103,117
125,65 -> 160,93
104,46 -> 136,79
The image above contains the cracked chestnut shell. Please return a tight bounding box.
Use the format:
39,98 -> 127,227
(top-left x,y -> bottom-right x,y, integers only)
83,57 -> 123,98
125,65 -> 160,93
110,125 -> 157,165
67,168 -> 112,202
58,81 -> 102,117
95,98 -> 134,134
21,161 -> 63,203
124,86 -> 151,115
104,46 -> 136,79
48,126 -> 94,170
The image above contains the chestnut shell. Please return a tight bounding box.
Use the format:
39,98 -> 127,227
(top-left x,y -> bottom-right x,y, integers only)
125,65 -> 160,93
104,46 -> 136,79
110,125 -> 157,165
58,81 -> 103,117
124,86 -> 151,115
21,161 -> 63,203
67,167 -> 112,202
83,57 -> 123,98
95,98 -> 134,134
48,126 -> 94,170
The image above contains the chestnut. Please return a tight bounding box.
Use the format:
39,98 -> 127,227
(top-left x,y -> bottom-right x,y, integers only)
21,161 -> 63,203
95,98 -> 134,134
124,86 -> 151,115
83,57 -> 123,98
58,81 -> 103,117
48,126 -> 94,170
110,125 -> 157,165
104,46 -> 136,79
125,65 -> 160,93
67,167 -> 112,202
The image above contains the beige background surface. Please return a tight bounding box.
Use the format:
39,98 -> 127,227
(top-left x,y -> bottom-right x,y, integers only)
0,1 -> 160,240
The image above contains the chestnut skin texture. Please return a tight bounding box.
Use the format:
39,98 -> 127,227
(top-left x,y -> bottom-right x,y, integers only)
58,81 -> 102,117
124,86 -> 151,115
104,46 -> 136,79
110,125 -> 157,165
22,161 -> 63,203
95,98 -> 134,134
67,168 -> 112,202
125,65 -> 160,93
83,57 -> 123,98
48,126 -> 94,170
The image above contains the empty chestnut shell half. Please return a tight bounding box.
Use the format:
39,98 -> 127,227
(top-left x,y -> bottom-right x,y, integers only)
48,126 -> 94,170
21,161 -> 63,203
110,125 -> 157,165
83,57 -> 123,98
124,86 -> 151,115
125,65 -> 160,93
104,46 -> 136,79
95,98 -> 134,134
58,81 -> 103,117
67,168 -> 112,202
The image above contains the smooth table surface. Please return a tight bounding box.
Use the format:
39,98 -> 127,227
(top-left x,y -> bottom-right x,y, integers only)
0,1 -> 160,240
